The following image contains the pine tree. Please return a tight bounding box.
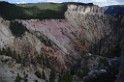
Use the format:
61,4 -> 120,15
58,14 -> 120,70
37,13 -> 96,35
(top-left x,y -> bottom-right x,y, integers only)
41,71 -> 46,80
49,69 -> 55,82
15,73 -> 21,82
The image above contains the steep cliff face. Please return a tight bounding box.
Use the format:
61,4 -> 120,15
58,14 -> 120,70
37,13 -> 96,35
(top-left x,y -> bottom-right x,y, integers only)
116,16 -> 124,82
0,17 -> 14,48
0,3 -> 124,82
116,46 -> 124,82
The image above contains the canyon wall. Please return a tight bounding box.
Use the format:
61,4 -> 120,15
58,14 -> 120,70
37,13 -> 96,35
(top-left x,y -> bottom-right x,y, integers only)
0,4 -> 124,82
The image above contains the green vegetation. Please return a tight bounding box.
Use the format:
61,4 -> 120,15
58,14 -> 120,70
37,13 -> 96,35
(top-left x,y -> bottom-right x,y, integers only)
0,1 -> 93,20
49,69 -> 56,82
108,46 -> 121,57
35,53 -> 50,68
38,35 -> 52,47
0,47 -> 22,63
35,80 -> 39,82
99,58 -> 109,67
59,71 -> 72,82
31,58 -> 37,66
15,74 -> 22,82
24,72 -> 28,78
76,67 -> 89,78
0,1 -> 66,20
23,72 -> 28,82
104,40 -> 121,58
34,70 -> 46,80
0,47 -> 51,67
24,79 -> 28,82
9,21 -> 28,37
35,70 -> 42,79
70,60 -> 89,79
41,71 -> 46,80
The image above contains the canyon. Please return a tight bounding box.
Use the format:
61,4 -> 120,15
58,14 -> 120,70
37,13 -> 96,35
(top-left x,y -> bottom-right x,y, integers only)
0,2 -> 124,82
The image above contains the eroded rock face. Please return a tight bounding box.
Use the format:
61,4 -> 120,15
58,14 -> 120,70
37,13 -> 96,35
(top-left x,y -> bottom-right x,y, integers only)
67,4 -> 103,14
0,4 -> 124,82
116,46 -> 124,82
0,17 -> 14,48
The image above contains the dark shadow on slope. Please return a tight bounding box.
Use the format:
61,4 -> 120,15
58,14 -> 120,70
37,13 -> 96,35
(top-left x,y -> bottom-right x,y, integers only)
90,15 -> 124,58
9,21 -> 29,37
86,15 -> 124,82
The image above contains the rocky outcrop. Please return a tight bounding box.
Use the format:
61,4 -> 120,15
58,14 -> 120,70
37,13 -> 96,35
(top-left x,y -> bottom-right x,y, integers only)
116,16 -> 124,82
0,17 -> 14,48
67,4 -> 103,14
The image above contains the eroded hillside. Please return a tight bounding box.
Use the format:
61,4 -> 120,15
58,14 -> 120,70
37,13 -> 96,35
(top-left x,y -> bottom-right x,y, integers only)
0,2 -> 124,82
